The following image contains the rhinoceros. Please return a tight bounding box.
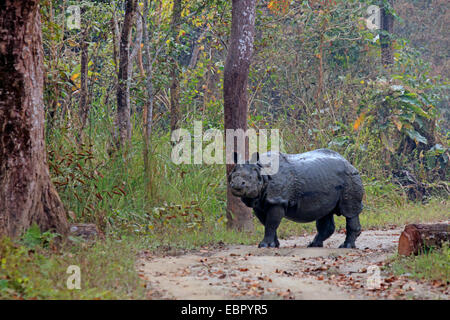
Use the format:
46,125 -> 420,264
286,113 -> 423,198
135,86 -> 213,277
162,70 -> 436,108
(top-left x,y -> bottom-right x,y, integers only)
228,149 -> 364,248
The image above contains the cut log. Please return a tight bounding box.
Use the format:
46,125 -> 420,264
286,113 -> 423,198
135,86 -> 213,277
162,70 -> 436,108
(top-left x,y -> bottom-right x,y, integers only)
69,223 -> 105,241
398,223 -> 450,256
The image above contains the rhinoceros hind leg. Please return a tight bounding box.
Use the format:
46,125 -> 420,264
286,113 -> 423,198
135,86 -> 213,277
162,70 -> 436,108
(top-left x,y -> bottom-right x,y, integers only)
308,213 -> 335,247
339,216 -> 361,248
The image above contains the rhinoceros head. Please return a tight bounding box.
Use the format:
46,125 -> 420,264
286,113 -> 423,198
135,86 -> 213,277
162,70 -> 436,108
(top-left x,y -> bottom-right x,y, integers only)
228,152 -> 265,198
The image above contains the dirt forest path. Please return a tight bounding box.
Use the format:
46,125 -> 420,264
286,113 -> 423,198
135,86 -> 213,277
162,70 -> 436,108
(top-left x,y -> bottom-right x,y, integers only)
138,226 -> 449,300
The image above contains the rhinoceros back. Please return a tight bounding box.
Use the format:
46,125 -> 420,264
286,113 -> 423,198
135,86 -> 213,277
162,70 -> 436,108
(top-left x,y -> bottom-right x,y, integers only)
262,149 -> 363,220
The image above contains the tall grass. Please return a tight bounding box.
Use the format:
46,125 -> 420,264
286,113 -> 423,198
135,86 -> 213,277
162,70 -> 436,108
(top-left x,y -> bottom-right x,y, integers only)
45,113 -> 449,249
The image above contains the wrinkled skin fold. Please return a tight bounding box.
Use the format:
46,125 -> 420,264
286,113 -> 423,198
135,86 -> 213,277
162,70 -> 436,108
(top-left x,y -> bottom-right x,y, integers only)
228,149 -> 364,248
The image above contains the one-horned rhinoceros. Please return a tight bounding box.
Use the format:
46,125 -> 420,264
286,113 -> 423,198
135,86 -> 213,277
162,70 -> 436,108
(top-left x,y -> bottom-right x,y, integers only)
228,149 -> 364,248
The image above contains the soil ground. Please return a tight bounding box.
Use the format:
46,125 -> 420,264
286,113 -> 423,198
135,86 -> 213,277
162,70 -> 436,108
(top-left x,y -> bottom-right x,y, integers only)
138,225 -> 449,300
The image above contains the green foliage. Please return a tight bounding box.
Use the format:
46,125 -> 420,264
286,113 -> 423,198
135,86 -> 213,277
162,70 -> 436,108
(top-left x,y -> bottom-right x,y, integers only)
363,177 -> 406,208
39,0 -> 448,240
352,43 -> 449,183
2,0 -> 449,300
20,224 -> 59,249
0,236 -> 146,299
390,243 -> 450,283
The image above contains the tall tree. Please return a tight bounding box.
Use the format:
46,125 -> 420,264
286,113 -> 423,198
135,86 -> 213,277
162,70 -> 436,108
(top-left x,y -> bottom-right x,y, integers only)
78,16 -> 89,131
380,0 -> 394,67
223,0 -> 257,231
169,0 -> 182,132
142,0 -> 156,202
0,0 -> 69,237
115,0 -> 138,147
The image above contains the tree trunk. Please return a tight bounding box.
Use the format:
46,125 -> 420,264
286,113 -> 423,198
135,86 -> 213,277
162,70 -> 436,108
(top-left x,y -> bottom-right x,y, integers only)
142,0 -> 155,203
115,0 -> 137,148
223,0 -> 256,231
188,27 -> 208,70
0,0 -> 69,238
398,224 -> 450,256
79,24 -> 89,131
169,0 -> 181,132
380,0 -> 394,67
129,4 -> 143,81
111,13 -> 120,75
316,30 -> 324,111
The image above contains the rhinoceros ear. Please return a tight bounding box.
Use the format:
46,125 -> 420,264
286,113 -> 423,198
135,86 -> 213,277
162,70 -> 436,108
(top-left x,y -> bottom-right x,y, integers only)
250,152 -> 260,164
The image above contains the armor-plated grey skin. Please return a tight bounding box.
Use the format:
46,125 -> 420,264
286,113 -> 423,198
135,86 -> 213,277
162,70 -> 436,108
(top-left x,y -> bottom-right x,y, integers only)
228,149 -> 364,248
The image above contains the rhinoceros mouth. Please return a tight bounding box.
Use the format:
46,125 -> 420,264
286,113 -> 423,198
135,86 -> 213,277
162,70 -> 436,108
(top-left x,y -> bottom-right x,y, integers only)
230,188 -> 245,197
230,187 -> 261,199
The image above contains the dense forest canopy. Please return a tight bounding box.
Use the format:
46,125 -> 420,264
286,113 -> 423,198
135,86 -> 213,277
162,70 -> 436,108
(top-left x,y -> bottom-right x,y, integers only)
37,0 -> 448,232
0,0 -> 449,301
0,0 -> 449,238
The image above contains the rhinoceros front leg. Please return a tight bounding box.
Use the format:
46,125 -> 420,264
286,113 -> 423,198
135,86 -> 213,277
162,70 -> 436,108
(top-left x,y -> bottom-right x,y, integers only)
258,205 -> 284,248
339,216 -> 361,248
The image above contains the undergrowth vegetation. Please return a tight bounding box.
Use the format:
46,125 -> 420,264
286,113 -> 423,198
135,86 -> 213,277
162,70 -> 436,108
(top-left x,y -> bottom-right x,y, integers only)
46,115 -> 450,250
41,1 -> 448,242
390,243 -> 450,283
0,229 -> 145,299
1,0 -> 449,300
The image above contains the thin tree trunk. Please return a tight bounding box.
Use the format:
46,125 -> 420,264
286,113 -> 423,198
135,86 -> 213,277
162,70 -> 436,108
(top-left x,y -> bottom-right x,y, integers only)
316,30 -> 324,110
0,0 -> 69,238
109,8 -> 119,156
111,13 -> 120,75
79,25 -> 89,131
129,4 -> 143,81
169,0 -> 182,132
115,0 -> 137,148
380,0 -> 394,67
223,0 -> 256,231
188,27 -> 209,72
142,0 -> 155,202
